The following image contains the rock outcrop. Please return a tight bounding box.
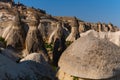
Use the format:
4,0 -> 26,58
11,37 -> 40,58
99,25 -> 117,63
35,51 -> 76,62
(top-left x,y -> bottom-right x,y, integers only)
48,22 -> 66,66
23,13 -> 48,59
0,54 -> 36,80
2,12 -> 25,50
79,22 -> 119,33
20,53 -> 56,80
0,53 -> 55,80
0,1 -> 120,79
80,30 -> 120,47
66,17 -> 80,41
58,35 -> 120,80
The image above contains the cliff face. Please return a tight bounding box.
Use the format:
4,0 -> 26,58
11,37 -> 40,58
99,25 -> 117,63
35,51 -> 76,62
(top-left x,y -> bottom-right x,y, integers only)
0,1 -> 119,63
0,1 -> 120,79
54,16 -> 119,32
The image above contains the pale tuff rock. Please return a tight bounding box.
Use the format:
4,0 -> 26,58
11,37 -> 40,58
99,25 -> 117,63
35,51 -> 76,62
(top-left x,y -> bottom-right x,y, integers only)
20,53 -> 47,63
66,17 -> 80,41
59,35 -> 120,79
48,22 -> 64,44
57,69 -> 73,80
79,22 -> 119,33
48,22 -> 66,66
0,54 -> 36,80
38,22 -> 48,40
39,21 -> 66,66
2,12 -> 25,50
23,14 -> 48,62
23,23 -> 46,57
0,1 -> 120,80
0,53 -> 54,80
2,21 -> 13,38
80,30 -> 120,47
38,21 -> 54,41
20,53 -> 55,80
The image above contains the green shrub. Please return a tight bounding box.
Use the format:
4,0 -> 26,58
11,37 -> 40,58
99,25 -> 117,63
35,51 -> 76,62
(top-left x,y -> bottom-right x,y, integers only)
0,37 -> 5,42
44,43 -> 53,51
0,36 -> 6,46
73,76 -> 79,80
65,41 -> 73,47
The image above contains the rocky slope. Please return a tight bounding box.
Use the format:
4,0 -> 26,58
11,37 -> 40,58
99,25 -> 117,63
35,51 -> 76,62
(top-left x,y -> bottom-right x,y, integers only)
0,1 -> 120,80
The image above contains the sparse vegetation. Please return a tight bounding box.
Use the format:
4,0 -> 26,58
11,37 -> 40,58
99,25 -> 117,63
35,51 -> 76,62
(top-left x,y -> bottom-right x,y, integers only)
65,41 -> 73,47
0,36 -> 6,47
73,76 -> 79,80
0,36 -> 5,42
44,43 -> 53,51
44,42 -> 54,61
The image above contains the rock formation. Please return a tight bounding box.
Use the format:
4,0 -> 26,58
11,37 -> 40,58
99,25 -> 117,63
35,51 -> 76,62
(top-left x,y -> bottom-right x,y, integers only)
58,35 -> 120,80
78,22 -> 119,33
66,17 -> 80,41
80,30 -> 120,47
2,11 -> 25,50
0,53 -> 55,80
0,0 -> 120,79
0,54 -> 36,80
48,22 -> 66,66
23,13 -> 48,59
20,53 -> 56,80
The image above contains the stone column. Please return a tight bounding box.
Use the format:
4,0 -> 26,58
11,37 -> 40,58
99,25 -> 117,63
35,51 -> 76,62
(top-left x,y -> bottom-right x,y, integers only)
66,17 -> 80,41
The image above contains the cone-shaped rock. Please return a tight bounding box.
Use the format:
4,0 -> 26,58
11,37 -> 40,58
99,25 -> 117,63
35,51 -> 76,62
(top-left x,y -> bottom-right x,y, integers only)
24,14 -> 48,59
49,22 -> 66,66
66,17 -> 80,41
59,35 -> 120,79
49,22 -> 64,43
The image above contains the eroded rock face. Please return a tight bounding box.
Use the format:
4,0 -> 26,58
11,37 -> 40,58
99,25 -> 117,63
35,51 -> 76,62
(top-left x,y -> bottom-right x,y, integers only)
0,1 -> 120,80
66,17 -> 80,42
23,21 -> 47,56
79,22 -> 119,33
0,53 -> 55,80
38,20 -> 55,41
57,69 -> 120,80
57,69 -> 73,80
38,21 -> 66,66
23,14 -> 49,63
2,13 -> 25,50
20,53 -> 56,80
0,54 -> 36,80
59,35 -> 120,79
80,30 -> 120,47
49,22 -> 66,66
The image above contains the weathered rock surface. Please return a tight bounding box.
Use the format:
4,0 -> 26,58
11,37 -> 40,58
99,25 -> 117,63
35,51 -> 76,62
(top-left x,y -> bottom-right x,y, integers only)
81,30 -> 120,47
0,52 -> 55,80
66,17 -> 80,41
48,22 -> 66,66
0,54 -> 36,80
79,22 -> 119,32
1,48 -> 20,62
0,0 -> 120,79
20,53 -> 56,80
23,13 -> 48,58
2,12 -> 25,50
59,35 -> 120,79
